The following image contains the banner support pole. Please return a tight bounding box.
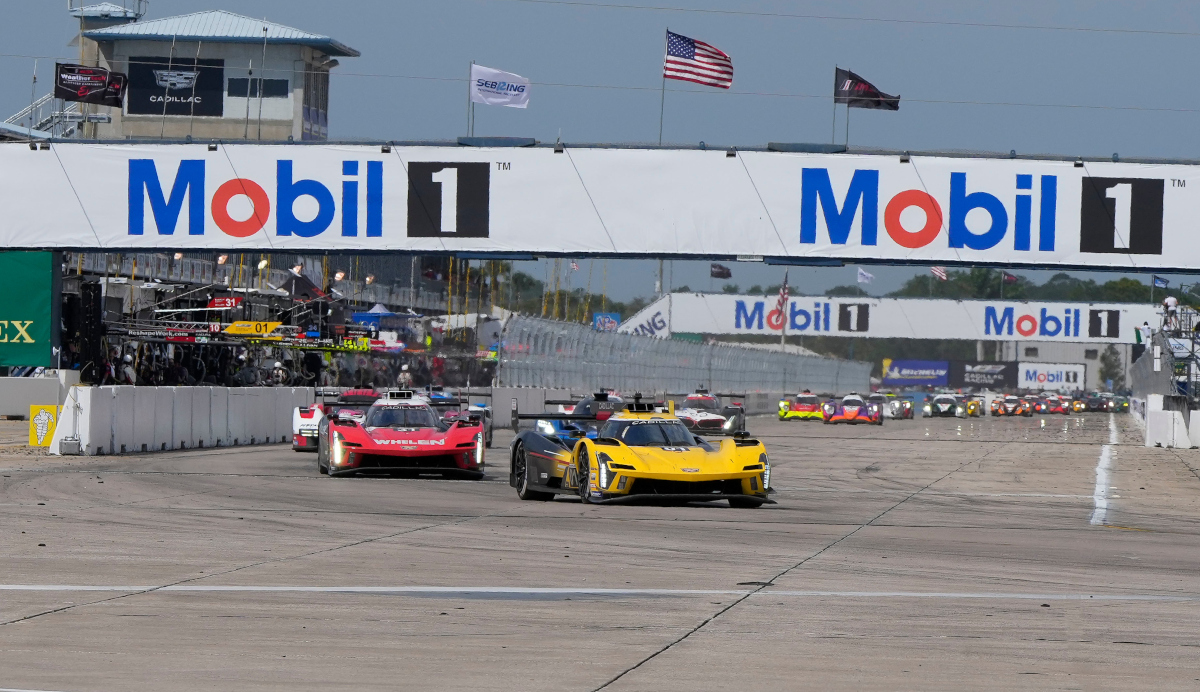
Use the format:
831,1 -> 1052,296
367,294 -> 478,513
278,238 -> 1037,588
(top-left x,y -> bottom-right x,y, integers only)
27,59 -> 37,142
844,104 -> 850,148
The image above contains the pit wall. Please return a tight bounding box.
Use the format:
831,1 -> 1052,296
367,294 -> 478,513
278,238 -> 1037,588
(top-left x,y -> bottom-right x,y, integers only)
1131,394 -> 1198,449
49,386 -> 314,456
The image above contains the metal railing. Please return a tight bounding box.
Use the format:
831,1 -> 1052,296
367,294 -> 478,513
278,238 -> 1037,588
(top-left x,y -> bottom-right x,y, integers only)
497,315 -> 870,394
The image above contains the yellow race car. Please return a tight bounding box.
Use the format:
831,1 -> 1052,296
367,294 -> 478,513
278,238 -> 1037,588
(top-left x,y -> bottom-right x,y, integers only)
962,397 -> 983,417
778,391 -> 823,420
510,397 -> 773,507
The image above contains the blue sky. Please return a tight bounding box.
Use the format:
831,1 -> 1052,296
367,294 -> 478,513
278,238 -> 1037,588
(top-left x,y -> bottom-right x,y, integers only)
5,1 -> 1200,298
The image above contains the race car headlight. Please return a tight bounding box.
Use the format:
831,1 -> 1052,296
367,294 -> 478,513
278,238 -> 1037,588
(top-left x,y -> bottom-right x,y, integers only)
823,403 -> 834,413
474,433 -> 484,466
536,420 -> 555,435
722,417 -> 736,430
596,452 -> 615,489
923,404 -> 931,412
331,433 -> 345,466
759,452 -> 770,489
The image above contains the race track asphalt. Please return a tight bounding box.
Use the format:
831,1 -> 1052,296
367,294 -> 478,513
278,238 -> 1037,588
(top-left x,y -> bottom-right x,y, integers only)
2,413 -> 1200,691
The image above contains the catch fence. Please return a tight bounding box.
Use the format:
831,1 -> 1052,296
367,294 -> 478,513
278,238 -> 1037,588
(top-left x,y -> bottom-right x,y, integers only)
497,315 -> 869,395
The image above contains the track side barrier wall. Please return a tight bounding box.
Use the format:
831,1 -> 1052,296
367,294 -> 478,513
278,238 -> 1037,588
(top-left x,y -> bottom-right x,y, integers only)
498,316 -> 870,395
49,386 -> 313,455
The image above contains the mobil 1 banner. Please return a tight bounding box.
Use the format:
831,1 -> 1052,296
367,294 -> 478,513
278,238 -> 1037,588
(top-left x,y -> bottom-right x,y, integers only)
1018,362 -> 1085,393
127,57 -> 223,116
950,361 -> 1016,389
7,143 -> 1200,266
618,293 -> 1158,343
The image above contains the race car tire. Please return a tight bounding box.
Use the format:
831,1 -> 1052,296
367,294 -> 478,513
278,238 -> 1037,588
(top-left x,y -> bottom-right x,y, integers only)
728,497 -> 764,509
514,445 -> 553,501
577,448 -> 592,504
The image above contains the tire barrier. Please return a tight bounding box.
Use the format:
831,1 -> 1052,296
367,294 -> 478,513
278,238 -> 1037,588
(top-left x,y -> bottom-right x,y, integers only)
49,386 -> 313,456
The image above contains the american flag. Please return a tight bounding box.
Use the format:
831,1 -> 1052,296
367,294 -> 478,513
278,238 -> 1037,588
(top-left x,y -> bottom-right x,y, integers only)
663,31 -> 733,89
570,260 -> 579,271
774,270 -> 789,317
930,266 -> 947,281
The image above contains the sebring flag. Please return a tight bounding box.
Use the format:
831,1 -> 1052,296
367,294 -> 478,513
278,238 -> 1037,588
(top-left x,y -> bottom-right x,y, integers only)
857,267 -> 874,284
663,31 -> 733,89
470,64 -> 530,108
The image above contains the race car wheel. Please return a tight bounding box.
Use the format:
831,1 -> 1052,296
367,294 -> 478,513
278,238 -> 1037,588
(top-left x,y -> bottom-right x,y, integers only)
515,445 -> 553,501
576,448 -> 592,504
728,497 -> 764,509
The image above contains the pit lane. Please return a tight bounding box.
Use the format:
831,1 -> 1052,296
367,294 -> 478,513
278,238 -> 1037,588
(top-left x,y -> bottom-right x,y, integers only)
2,413 -> 1200,690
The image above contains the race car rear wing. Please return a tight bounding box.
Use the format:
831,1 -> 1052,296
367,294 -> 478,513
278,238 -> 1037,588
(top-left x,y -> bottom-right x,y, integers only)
511,397 -> 673,431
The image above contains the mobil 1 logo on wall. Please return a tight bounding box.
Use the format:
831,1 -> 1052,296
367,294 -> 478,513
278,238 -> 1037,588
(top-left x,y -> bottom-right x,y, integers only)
406,163 -> 490,237
1079,177 -> 1163,255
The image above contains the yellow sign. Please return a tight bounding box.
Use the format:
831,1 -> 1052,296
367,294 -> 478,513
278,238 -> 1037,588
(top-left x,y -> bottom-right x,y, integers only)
28,405 -> 59,447
224,321 -> 282,336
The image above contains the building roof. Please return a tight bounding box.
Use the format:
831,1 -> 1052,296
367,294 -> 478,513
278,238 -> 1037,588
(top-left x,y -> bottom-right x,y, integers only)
81,9 -> 360,57
71,3 -> 145,19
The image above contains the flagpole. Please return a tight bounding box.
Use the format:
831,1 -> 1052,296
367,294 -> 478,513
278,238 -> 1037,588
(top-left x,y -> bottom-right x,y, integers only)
658,29 -> 668,145
466,60 -> 474,137
831,65 -> 838,145
844,104 -> 850,148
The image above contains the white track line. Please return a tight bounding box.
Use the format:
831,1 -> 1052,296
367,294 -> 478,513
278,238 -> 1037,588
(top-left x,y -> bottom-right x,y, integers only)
0,585 -> 1194,601
1090,414 -> 1119,525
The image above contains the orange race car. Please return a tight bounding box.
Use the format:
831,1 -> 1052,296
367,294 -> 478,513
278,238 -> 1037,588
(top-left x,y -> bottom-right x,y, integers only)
990,394 -> 1033,417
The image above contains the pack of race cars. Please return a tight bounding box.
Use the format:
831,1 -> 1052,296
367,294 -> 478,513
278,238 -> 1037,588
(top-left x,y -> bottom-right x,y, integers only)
286,383 -> 1124,508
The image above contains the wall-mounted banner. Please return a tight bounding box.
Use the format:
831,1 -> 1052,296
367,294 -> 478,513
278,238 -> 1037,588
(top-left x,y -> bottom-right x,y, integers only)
618,293 -> 1158,343
881,358 -> 949,387
0,252 -> 57,367
1018,362 -> 1085,392
126,58 -> 224,117
592,312 -> 621,332
949,361 -> 1016,389
4,143 -> 1200,268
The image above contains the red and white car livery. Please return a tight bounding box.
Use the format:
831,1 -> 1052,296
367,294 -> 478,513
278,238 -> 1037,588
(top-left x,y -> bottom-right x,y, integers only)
316,391 -> 487,478
292,388 -> 379,452
674,391 -> 745,436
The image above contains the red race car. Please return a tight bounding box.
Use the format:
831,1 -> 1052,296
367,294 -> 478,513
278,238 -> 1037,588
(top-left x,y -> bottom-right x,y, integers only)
1038,394 -> 1070,415
822,393 -> 883,425
317,391 -> 487,478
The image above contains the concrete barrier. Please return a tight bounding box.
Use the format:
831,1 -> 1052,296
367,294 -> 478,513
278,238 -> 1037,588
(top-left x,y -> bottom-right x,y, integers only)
0,371 -> 82,417
50,386 -> 314,456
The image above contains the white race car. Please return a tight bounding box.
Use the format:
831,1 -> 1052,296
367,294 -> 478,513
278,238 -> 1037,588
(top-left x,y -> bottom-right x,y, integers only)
673,390 -> 745,436
292,388 -> 380,452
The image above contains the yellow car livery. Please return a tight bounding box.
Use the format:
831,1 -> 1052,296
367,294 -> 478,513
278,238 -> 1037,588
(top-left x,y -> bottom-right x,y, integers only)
779,393 -> 823,420
510,400 -> 773,508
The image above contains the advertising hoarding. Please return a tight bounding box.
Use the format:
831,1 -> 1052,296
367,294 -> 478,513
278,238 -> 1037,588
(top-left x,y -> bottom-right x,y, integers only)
1017,362 -> 1086,392
0,251 -> 57,367
619,293 -> 1157,344
881,359 -> 949,386
949,361 -> 1017,389
0,144 -> 1198,270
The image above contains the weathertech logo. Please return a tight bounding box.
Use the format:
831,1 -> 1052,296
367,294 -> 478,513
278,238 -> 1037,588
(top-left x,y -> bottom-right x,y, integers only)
1079,177 -> 1163,255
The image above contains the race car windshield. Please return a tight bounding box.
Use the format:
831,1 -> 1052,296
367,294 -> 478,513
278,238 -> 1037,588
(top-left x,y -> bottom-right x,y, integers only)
365,406 -> 441,429
329,405 -> 369,417
842,397 -> 865,406
685,398 -> 720,410
798,396 -> 819,405
934,397 -> 956,404
602,420 -> 695,446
